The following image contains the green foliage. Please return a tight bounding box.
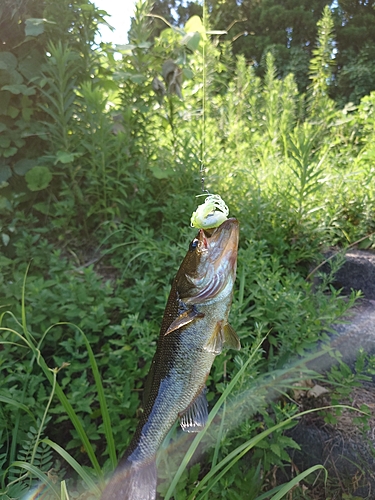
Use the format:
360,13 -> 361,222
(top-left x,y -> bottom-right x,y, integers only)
39,42 -> 79,155
286,122 -> 327,225
308,5 -> 335,118
153,0 -> 375,101
334,46 -> 375,105
332,0 -> 375,103
321,350 -> 373,430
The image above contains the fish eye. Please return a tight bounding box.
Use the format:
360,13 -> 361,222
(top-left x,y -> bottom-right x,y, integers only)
189,238 -> 199,251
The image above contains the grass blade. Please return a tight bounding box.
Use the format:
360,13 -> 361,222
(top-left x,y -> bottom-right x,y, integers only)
9,461 -> 60,499
74,324 -> 117,470
22,321 -> 104,479
191,406 -> 355,500
61,479 -> 70,500
35,353 -> 103,479
254,485 -> 284,500
42,438 -> 102,496
268,464 -> 327,500
0,395 -> 36,422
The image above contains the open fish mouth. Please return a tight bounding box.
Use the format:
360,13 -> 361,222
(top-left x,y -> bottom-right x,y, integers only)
202,217 -> 239,273
186,218 -> 239,304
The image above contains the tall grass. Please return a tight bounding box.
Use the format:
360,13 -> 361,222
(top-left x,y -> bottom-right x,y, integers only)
2,280 -> 365,499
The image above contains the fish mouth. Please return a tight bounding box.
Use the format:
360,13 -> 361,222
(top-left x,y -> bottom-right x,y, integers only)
187,218 -> 239,303
203,218 -> 239,269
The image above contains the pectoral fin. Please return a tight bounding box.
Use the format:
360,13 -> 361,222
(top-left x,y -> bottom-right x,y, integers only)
179,388 -> 208,433
223,323 -> 241,350
204,321 -> 241,354
165,307 -> 204,336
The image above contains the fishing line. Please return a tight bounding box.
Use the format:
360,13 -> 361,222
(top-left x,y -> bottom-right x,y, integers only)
192,0 -> 230,229
200,0 -> 207,194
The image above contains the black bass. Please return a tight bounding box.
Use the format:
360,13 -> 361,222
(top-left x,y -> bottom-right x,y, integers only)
101,218 -> 240,500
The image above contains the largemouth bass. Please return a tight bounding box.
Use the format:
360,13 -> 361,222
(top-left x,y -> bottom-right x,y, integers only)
101,218 -> 240,500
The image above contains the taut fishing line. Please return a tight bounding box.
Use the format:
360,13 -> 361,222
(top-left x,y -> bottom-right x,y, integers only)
200,0 -> 207,195
191,0 -> 229,230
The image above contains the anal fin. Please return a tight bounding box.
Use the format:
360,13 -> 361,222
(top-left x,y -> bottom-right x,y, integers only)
179,388 -> 208,433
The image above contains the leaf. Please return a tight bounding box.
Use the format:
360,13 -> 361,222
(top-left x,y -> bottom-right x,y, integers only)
150,166 -> 172,179
78,326 -> 117,469
185,15 -> 205,35
137,41 -> 152,49
113,71 -> 138,82
2,148 -> 17,159
33,202 -> 50,215
0,52 -> 17,71
25,166 -> 52,191
14,158 -> 37,176
60,480 -> 70,500
7,106 -> 19,118
308,384 -> 330,398
0,69 -> 23,87
25,18 -> 46,37
181,32 -> 201,52
22,107 -> 33,121
79,4 -> 95,11
0,137 -> 10,148
162,59 -> 177,81
1,84 -> 36,95
0,255 -> 13,265
55,151 -> 80,164
270,443 -> 281,457
14,138 -> 25,148
129,74 -> 147,84
182,67 -> 194,79
115,44 -> 136,51
1,233 -> 9,246
18,50 -> 44,80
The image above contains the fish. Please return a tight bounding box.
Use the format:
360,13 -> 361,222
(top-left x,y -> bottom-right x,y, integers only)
101,218 -> 240,500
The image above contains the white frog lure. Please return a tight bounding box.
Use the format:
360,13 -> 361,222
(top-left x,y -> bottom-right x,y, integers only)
190,194 -> 229,230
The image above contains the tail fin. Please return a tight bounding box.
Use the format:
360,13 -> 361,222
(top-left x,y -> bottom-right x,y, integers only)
101,459 -> 157,500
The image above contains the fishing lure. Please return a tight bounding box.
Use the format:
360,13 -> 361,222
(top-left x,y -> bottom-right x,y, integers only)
190,194 -> 229,229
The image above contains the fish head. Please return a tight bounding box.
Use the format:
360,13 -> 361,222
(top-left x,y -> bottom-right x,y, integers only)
177,218 -> 239,304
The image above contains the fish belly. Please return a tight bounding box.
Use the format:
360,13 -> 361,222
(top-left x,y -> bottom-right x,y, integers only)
130,336 -> 215,463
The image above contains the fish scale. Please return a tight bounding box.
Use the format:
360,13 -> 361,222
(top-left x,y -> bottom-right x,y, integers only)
101,218 -> 240,500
